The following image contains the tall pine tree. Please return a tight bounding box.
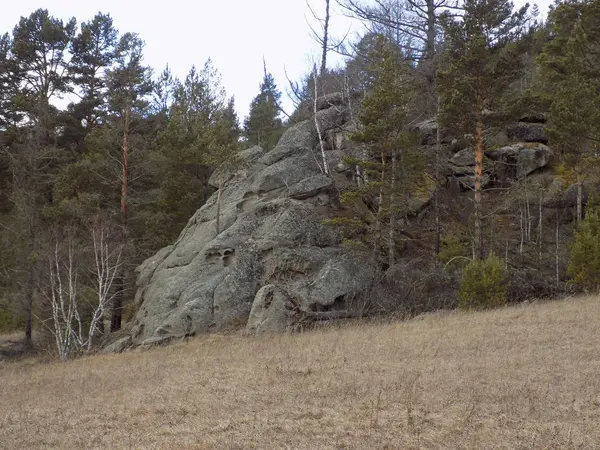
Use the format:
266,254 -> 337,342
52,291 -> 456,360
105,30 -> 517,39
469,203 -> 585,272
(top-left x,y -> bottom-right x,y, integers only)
437,0 -> 528,259
538,0 -> 600,224
6,9 -> 76,343
244,64 -> 283,150
105,32 -> 152,331
332,35 -> 426,267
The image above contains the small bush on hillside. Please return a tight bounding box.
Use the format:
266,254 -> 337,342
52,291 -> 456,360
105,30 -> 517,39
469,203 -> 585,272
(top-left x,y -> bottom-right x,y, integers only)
459,252 -> 507,310
438,236 -> 470,273
568,198 -> 600,292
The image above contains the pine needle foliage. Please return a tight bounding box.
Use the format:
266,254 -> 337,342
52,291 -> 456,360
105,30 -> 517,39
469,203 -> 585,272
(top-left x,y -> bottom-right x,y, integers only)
459,252 -> 508,310
568,197 -> 600,293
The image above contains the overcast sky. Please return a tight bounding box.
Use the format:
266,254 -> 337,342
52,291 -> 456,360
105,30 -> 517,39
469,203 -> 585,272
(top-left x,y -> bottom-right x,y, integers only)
1,0 -> 554,120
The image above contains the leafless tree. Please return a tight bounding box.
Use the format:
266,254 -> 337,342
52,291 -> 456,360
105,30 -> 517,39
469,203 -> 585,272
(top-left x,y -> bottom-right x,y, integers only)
338,0 -> 463,114
338,0 -> 462,61
313,66 -> 331,176
42,227 -> 122,361
306,0 -> 352,74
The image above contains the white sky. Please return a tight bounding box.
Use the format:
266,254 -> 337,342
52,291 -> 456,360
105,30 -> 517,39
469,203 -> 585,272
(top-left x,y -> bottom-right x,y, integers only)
1,0 -> 553,120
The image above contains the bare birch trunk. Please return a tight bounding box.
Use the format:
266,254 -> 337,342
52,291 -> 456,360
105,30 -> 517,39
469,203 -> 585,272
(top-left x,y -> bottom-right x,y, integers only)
313,68 -> 329,176
519,203 -> 524,258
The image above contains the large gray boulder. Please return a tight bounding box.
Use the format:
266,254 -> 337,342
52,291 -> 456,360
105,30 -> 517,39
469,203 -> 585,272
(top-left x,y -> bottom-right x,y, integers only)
507,123 -> 549,144
246,285 -> 292,333
486,143 -> 553,179
448,142 -> 552,187
130,101 -> 375,344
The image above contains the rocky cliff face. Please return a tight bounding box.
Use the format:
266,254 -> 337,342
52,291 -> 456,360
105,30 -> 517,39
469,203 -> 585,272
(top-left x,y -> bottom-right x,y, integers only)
130,97 -> 376,346
123,95 -> 561,350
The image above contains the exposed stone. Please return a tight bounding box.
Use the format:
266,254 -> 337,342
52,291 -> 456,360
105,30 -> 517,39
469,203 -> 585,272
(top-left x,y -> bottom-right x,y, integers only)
507,122 -> 548,144
316,92 -> 346,111
129,99 -> 374,345
484,128 -> 510,148
559,181 -> 599,209
451,137 -> 469,152
288,174 -> 333,199
486,143 -> 553,179
456,173 -> 491,190
102,336 -> 132,354
451,148 -> 476,166
208,145 -> 266,189
413,118 -> 438,145
246,285 -> 292,333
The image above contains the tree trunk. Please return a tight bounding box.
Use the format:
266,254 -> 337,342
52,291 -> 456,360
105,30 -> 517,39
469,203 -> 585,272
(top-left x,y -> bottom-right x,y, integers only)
426,0 -> 436,60
538,189 -> 543,269
320,0 -> 331,76
519,203 -> 524,259
313,68 -> 329,175
24,257 -> 34,345
525,183 -> 531,242
111,108 -> 130,332
434,96 -> 442,256
373,152 -> 385,265
576,174 -> 583,224
389,149 -> 396,268
474,109 -> 484,260
424,0 -> 437,111
555,208 -> 559,287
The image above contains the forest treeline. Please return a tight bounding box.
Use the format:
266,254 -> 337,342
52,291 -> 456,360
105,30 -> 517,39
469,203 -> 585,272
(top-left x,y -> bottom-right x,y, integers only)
1,0 -> 600,354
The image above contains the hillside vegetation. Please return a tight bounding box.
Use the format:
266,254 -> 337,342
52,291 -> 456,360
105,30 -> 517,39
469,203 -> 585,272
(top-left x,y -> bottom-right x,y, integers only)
1,295 -> 599,449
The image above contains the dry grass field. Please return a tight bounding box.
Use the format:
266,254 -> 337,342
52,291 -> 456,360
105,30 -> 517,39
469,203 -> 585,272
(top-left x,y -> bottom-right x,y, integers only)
1,296 -> 600,449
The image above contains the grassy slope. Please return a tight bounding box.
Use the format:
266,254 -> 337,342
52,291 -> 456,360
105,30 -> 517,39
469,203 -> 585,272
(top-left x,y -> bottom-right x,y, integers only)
1,296 -> 600,449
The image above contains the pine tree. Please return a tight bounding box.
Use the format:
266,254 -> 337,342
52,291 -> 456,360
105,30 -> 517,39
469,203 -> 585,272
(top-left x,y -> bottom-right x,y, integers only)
568,197 -> 600,292
105,32 -> 152,331
538,0 -> 600,223
332,35 -> 426,267
151,65 -> 176,118
145,64 -> 238,247
0,33 -> 21,130
64,13 -> 118,150
459,252 -> 507,309
244,65 -> 283,150
437,0 -> 528,259
6,9 -> 76,344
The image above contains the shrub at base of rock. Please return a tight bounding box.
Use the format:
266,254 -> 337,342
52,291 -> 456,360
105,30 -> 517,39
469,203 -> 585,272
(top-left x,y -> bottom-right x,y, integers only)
459,253 -> 508,310
378,260 -> 459,316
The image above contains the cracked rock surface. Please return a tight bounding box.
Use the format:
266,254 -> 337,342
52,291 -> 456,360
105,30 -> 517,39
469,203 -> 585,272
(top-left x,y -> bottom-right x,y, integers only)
130,100 -> 376,345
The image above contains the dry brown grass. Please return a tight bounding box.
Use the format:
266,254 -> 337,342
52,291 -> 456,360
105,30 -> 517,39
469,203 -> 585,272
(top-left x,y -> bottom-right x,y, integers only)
2,296 -> 600,449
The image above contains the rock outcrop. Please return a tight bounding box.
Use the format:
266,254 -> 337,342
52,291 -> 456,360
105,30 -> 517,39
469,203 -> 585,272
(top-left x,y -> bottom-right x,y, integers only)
449,141 -> 552,187
125,99 -> 558,350
130,99 -> 376,345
